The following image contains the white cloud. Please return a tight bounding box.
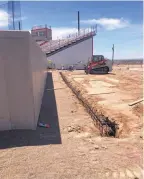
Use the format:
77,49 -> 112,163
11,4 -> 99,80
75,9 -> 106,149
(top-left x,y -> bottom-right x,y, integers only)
52,27 -> 78,40
25,27 -> 77,39
81,18 -> 130,30
0,10 -> 8,27
0,9 -> 27,28
26,27 -> 78,37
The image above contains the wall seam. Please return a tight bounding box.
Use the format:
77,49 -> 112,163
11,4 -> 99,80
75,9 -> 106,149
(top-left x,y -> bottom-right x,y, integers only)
92,37 -> 93,56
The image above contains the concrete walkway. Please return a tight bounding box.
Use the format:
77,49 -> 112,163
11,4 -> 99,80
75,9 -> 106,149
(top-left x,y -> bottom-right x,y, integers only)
0,71 -> 143,179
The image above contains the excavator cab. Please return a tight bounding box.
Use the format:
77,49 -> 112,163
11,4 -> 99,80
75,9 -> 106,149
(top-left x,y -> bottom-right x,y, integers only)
85,55 -> 112,74
87,55 -> 105,66
92,55 -> 104,62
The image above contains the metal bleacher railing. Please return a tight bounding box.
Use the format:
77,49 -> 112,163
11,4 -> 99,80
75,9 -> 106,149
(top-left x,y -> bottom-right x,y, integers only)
40,25 -> 97,54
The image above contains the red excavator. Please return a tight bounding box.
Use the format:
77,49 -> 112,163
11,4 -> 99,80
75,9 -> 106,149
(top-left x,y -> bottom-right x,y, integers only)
84,55 -> 113,74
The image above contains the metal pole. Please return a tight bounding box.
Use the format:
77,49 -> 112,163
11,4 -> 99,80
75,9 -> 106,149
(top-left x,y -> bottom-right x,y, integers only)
112,44 -> 114,65
59,39 -> 60,47
18,21 -> 21,30
12,1 -> 15,30
96,24 -> 97,33
78,11 -> 80,34
19,1 -> 22,30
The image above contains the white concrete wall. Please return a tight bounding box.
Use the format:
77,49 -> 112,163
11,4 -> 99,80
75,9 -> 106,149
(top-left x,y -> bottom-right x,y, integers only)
29,35 -> 47,127
0,56 -> 11,130
47,38 -> 93,69
0,31 -> 47,131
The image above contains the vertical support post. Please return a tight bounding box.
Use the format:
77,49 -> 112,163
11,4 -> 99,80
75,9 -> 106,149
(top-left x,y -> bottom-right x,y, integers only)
19,1 -> 22,30
92,37 -> 93,56
45,24 -> 47,40
59,39 -> 60,48
50,41 -> 51,51
12,1 -> 15,30
78,11 -> 80,35
18,21 -> 21,30
75,32 -> 77,41
95,24 -> 97,33
112,44 -> 114,65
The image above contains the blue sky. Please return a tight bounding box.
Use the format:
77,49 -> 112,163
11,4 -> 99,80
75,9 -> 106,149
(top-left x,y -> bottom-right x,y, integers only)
0,1 -> 143,59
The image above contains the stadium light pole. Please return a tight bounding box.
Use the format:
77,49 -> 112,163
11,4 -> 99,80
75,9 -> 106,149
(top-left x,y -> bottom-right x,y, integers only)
78,11 -> 80,35
12,1 -> 15,30
18,21 -> 21,30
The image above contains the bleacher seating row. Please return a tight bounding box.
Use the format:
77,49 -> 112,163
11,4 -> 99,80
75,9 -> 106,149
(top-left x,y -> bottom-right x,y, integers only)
36,26 -> 97,54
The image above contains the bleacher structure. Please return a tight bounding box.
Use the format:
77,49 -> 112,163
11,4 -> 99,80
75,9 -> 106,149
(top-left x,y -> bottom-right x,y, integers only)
37,26 -> 97,57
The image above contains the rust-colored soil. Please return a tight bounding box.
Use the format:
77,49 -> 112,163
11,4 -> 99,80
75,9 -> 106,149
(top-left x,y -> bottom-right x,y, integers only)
63,66 -> 143,138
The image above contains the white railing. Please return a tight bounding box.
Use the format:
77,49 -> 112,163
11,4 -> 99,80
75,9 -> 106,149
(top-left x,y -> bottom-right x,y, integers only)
40,25 -> 97,53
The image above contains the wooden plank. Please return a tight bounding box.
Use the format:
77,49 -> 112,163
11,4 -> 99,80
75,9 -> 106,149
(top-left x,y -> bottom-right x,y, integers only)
128,98 -> 144,106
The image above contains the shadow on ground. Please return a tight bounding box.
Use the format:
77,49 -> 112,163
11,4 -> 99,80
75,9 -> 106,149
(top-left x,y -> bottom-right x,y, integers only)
90,72 -> 116,75
0,72 -> 61,149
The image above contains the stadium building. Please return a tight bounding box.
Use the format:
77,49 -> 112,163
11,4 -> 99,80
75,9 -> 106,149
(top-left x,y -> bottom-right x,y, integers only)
35,25 -> 97,70
31,25 -> 52,41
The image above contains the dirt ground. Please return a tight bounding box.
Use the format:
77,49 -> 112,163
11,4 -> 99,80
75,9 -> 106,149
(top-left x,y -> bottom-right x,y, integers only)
0,71 -> 143,179
65,66 -> 143,138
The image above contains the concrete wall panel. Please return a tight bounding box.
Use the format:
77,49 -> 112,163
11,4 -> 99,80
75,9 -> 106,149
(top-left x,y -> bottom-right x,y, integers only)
0,56 -> 11,130
0,31 -> 47,131
29,35 -> 47,127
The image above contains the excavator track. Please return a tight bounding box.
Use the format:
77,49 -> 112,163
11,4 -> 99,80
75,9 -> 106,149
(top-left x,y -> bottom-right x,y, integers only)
85,66 -> 109,74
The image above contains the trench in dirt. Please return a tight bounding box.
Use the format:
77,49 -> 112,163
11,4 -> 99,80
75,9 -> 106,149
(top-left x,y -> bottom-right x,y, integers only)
60,72 -> 119,138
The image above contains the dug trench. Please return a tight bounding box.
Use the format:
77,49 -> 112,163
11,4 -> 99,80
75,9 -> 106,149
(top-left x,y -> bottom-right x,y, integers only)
60,72 -> 119,138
